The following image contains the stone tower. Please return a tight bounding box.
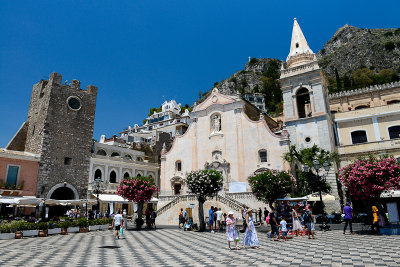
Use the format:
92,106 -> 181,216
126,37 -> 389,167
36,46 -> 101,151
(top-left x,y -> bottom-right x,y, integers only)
24,72 -> 98,199
279,19 -> 340,211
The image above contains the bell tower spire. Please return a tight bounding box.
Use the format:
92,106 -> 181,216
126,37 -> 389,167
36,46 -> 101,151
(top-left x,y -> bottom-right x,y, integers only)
286,18 -> 316,68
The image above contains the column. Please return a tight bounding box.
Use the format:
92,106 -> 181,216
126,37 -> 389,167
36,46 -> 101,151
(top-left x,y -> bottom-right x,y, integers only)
372,116 -> 381,141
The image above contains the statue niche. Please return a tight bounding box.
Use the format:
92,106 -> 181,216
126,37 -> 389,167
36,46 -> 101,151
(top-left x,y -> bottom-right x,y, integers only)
210,113 -> 222,134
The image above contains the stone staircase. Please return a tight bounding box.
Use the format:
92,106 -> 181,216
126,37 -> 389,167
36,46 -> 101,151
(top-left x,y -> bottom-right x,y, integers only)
157,194 -> 245,217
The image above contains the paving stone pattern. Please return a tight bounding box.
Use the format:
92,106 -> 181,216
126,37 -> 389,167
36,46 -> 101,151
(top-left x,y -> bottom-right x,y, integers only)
0,227 -> 399,267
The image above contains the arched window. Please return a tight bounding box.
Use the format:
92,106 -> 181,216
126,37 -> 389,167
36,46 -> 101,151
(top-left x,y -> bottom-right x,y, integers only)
355,105 -> 369,110
123,172 -> 130,178
124,154 -> 132,160
109,171 -> 117,183
136,173 -> 142,177
96,149 -> 107,156
259,150 -> 268,162
176,160 -> 182,172
148,175 -> 153,179
387,100 -> 400,105
388,126 -> 400,139
351,130 -> 368,144
111,152 -> 120,157
296,88 -> 312,118
94,169 -> 102,181
136,157 -> 143,162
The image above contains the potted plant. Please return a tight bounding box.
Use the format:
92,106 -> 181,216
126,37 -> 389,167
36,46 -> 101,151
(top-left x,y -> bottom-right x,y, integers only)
59,220 -> 70,235
78,218 -> 89,233
99,218 -> 110,230
88,219 -> 100,231
47,221 -> 61,235
0,183 -> 6,190
9,184 -> 16,190
22,222 -> 39,237
67,220 -> 80,233
38,222 -> 48,237
0,222 -> 15,240
17,184 -> 23,190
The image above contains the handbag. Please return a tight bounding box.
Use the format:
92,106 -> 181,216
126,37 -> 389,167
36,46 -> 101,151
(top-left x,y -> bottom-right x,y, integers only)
236,230 -> 240,242
120,227 -> 124,235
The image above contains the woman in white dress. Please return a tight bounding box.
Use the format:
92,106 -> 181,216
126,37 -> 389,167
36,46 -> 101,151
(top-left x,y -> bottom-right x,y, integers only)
226,211 -> 239,250
292,207 -> 302,236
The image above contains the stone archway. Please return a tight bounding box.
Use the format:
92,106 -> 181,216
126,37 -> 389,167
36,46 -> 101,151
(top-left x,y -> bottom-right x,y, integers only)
46,183 -> 79,217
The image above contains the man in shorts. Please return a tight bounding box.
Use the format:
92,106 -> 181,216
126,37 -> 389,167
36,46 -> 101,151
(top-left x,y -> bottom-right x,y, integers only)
216,208 -> 223,232
304,207 -> 315,239
112,210 -> 124,240
269,207 -> 279,241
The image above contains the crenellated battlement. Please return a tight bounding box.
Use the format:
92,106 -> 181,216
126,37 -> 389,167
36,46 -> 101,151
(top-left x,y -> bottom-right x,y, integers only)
46,72 -> 98,94
328,81 -> 400,99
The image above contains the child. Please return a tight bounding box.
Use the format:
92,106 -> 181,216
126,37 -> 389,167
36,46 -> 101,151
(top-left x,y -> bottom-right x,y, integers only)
280,217 -> 288,242
184,218 -> 193,231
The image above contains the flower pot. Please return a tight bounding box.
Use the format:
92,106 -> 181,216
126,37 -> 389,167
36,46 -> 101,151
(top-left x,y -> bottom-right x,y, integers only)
15,231 -> 23,239
79,228 -> 89,233
89,225 -> 100,231
22,230 -> 39,237
48,228 -> 61,235
61,228 -> 68,235
38,230 -> 47,237
67,227 -> 80,233
0,233 -> 15,240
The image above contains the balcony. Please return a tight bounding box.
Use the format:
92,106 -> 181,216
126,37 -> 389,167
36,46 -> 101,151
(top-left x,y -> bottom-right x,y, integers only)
338,138 -> 400,156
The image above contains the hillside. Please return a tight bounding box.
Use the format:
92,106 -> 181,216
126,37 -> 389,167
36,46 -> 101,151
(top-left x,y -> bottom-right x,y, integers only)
207,25 -> 400,115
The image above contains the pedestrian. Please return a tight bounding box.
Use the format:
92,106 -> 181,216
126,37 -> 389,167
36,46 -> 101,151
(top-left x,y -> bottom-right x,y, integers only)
371,205 -> 380,234
279,217 -> 288,241
112,210 -> 124,240
263,207 -> 269,221
343,202 -> 354,235
151,210 -> 157,229
258,208 -> 262,224
269,207 -> 279,241
304,207 -> 315,239
183,208 -> 188,225
226,211 -> 240,250
214,207 -> 218,230
216,208 -> 223,232
243,209 -> 259,249
292,207 -> 302,236
241,204 -> 247,232
122,209 -> 128,230
209,206 -> 214,233
178,208 -> 184,228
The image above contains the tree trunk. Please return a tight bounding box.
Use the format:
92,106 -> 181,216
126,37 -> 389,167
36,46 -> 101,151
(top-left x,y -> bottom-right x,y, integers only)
198,200 -> 205,232
137,202 -> 143,220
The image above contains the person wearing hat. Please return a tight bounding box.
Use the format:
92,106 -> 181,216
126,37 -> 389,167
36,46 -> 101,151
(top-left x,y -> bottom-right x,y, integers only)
226,211 -> 240,250
243,209 -> 260,249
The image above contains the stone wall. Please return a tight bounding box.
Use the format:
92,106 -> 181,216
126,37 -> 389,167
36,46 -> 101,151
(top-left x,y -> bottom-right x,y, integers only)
24,73 -> 98,199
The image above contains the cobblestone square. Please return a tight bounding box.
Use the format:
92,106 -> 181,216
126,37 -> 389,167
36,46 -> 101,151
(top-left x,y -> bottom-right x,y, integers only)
0,226 -> 399,266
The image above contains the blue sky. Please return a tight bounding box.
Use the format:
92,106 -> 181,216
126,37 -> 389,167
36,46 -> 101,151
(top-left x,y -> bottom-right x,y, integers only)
0,0 -> 398,146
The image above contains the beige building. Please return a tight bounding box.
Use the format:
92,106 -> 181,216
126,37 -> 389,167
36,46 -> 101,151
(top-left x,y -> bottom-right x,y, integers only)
329,81 -> 400,167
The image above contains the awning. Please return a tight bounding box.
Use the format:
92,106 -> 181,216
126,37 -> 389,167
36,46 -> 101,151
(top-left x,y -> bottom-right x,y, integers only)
276,197 -> 309,201
0,196 -> 42,205
381,190 -> 400,198
45,199 -> 97,206
94,194 -> 158,204
306,193 -> 336,202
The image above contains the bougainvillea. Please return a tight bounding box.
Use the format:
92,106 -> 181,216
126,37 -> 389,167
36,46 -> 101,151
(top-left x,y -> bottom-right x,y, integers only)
339,156 -> 400,200
185,169 -> 223,231
117,176 -> 159,203
248,169 -> 296,208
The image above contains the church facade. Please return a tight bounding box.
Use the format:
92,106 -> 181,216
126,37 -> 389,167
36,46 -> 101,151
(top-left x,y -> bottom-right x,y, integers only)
160,90 -> 290,195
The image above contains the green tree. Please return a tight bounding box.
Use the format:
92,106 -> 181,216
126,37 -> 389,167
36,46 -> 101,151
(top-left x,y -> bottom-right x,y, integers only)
343,75 -> 352,91
375,69 -> 399,84
185,169 -> 223,231
335,68 -> 342,92
248,169 -> 295,209
198,91 -> 202,100
283,145 -> 338,196
353,68 -> 374,88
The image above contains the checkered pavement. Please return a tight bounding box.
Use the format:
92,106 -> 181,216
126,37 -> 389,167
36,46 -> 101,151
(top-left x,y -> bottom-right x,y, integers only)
0,226 -> 399,266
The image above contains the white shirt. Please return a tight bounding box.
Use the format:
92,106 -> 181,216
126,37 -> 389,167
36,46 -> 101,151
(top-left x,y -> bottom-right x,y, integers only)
216,210 -> 223,221
114,214 -> 123,226
280,220 -> 287,232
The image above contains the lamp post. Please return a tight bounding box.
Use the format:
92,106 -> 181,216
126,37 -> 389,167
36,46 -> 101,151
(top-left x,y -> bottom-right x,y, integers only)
92,178 -> 102,217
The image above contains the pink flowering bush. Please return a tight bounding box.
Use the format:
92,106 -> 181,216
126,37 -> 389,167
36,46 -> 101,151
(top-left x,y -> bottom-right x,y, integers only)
339,156 -> 400,200
248,169 -> 296,208
117,176 -> 159,203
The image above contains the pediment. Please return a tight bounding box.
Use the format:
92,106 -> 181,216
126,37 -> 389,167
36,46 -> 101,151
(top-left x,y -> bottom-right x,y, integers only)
193,88 -> 239,112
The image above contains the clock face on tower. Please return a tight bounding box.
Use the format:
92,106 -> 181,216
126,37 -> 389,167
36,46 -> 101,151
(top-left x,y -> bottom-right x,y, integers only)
67,96 -> 81,111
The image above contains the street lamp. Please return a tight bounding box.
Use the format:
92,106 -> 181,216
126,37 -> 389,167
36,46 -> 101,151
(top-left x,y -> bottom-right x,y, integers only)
92,178 -> 102,217
312,159 -> 330,231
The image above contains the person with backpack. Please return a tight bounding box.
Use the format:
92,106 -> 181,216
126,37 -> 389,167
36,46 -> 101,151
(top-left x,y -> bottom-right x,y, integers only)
178,208 -> 184,228
303,206 -> 315,239
151,210 -> 157,229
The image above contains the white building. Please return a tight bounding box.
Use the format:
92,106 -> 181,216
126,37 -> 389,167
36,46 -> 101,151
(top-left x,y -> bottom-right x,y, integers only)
120,100 -> 190,145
